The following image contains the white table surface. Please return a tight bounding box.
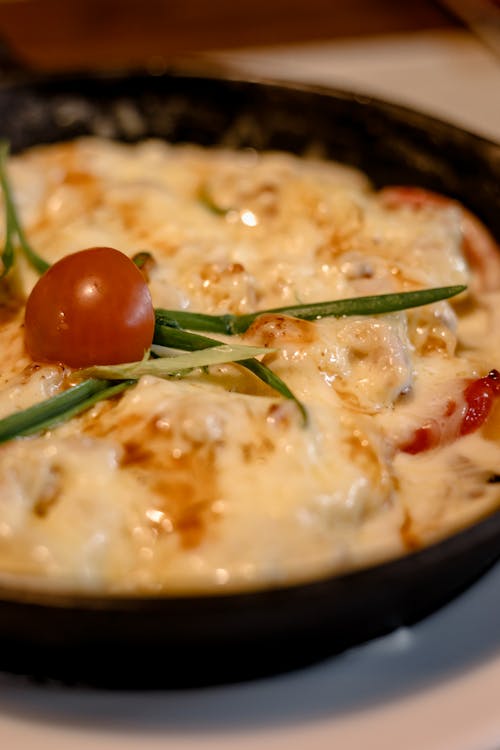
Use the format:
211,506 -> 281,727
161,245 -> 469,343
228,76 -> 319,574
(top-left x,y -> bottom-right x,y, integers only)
2,28 -> 500,750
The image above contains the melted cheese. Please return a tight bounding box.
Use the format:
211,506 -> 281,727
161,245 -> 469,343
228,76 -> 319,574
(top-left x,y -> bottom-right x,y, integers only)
0,137 -> 499,594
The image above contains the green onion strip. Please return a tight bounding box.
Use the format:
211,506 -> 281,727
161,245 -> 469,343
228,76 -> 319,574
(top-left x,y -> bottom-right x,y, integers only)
155,285 -> 466,335
0,141 -> 17,279
0,139 -> 50,276
0,342 -> 283,442
79,341 -> 270,380
0,379 -> 134,444
152,323 -> 308,423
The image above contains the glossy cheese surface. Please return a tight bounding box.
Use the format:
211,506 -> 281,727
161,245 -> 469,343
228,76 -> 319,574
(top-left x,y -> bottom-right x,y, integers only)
0,137 -> 499,594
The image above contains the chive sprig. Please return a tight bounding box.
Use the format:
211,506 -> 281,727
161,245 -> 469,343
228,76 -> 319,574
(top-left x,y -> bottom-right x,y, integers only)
153,322 -> 308,422
0,378 -> 133,444
0,140 -> 50,277
155,285 -> 466,335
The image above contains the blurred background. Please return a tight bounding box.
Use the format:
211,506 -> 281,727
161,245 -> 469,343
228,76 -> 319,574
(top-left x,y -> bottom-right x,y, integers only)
0,1 -> 461,71
0,0 -> 498,138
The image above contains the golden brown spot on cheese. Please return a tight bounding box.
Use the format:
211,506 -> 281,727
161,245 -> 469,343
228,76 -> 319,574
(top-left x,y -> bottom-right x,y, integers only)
407,308 -> 457,358
121,440 -> 153,467
266,402 -> 293,429
150,239 -> 178,257
84,409 -> 218,549
115,199 -> 144,236
19,362 -> 42,383
63,170 -> 97,188
244,313 -> 316,348
422,337 -> 450,356
32,465 -> 63,518
196,261 -> 258,313
314,200 -> 362,261
388,267 -> 417,287
80,401 -> 139,437
122,435 -> 217,549
345,427 -> 383,489
200,262 -> 245,282
241,435 -> 275,463
31,166 -> 103,235
343,423 -> 395,515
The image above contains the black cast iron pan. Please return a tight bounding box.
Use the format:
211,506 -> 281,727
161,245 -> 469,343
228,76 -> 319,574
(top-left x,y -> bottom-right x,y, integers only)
0,68 -> 499,688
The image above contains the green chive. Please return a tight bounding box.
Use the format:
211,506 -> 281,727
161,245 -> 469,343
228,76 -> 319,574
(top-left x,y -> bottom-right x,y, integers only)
155,309 -> 233,335
0,337 -> 303,444
0,139 -> 50,275
153,322 -> 307,423
0,142 -> 17,279
0,378 -> 133,443
239,357 -> 308,424
79,342 -> 271,380
153,323 -> 231,351
198,185 -> 230,216
132,251 -> 154,270
155,285 -> 466,335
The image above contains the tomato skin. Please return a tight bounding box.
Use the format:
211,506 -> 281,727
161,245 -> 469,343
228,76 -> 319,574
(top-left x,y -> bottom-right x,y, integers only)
400,420 -> 441,455
379,186 -> 500,292
460,370 -> 500,436
379,186 -> 449,210
24,247 -> 155,368
400,370 -> 500,455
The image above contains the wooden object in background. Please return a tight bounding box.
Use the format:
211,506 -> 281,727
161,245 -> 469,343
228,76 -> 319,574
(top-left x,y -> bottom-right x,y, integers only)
0,0 -> 455,71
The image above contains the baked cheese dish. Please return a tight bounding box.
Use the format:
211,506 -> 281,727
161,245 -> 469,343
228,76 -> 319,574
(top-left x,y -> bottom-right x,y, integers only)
0,136 -> 499,594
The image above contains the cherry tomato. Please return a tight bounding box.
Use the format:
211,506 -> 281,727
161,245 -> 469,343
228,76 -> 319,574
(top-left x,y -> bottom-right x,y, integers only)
24,246 -> 155,368
400,370 -> 500,454
460,369 -> 500,436
400,420 -> 442,455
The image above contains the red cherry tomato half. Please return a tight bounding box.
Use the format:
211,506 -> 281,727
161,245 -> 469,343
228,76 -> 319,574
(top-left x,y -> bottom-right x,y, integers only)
24,246 -> 155,368
400,370 -> 500,454
460,369 -> 500,436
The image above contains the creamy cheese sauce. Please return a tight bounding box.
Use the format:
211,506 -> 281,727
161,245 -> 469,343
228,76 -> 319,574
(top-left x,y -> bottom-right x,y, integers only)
0,137 -> 499,594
